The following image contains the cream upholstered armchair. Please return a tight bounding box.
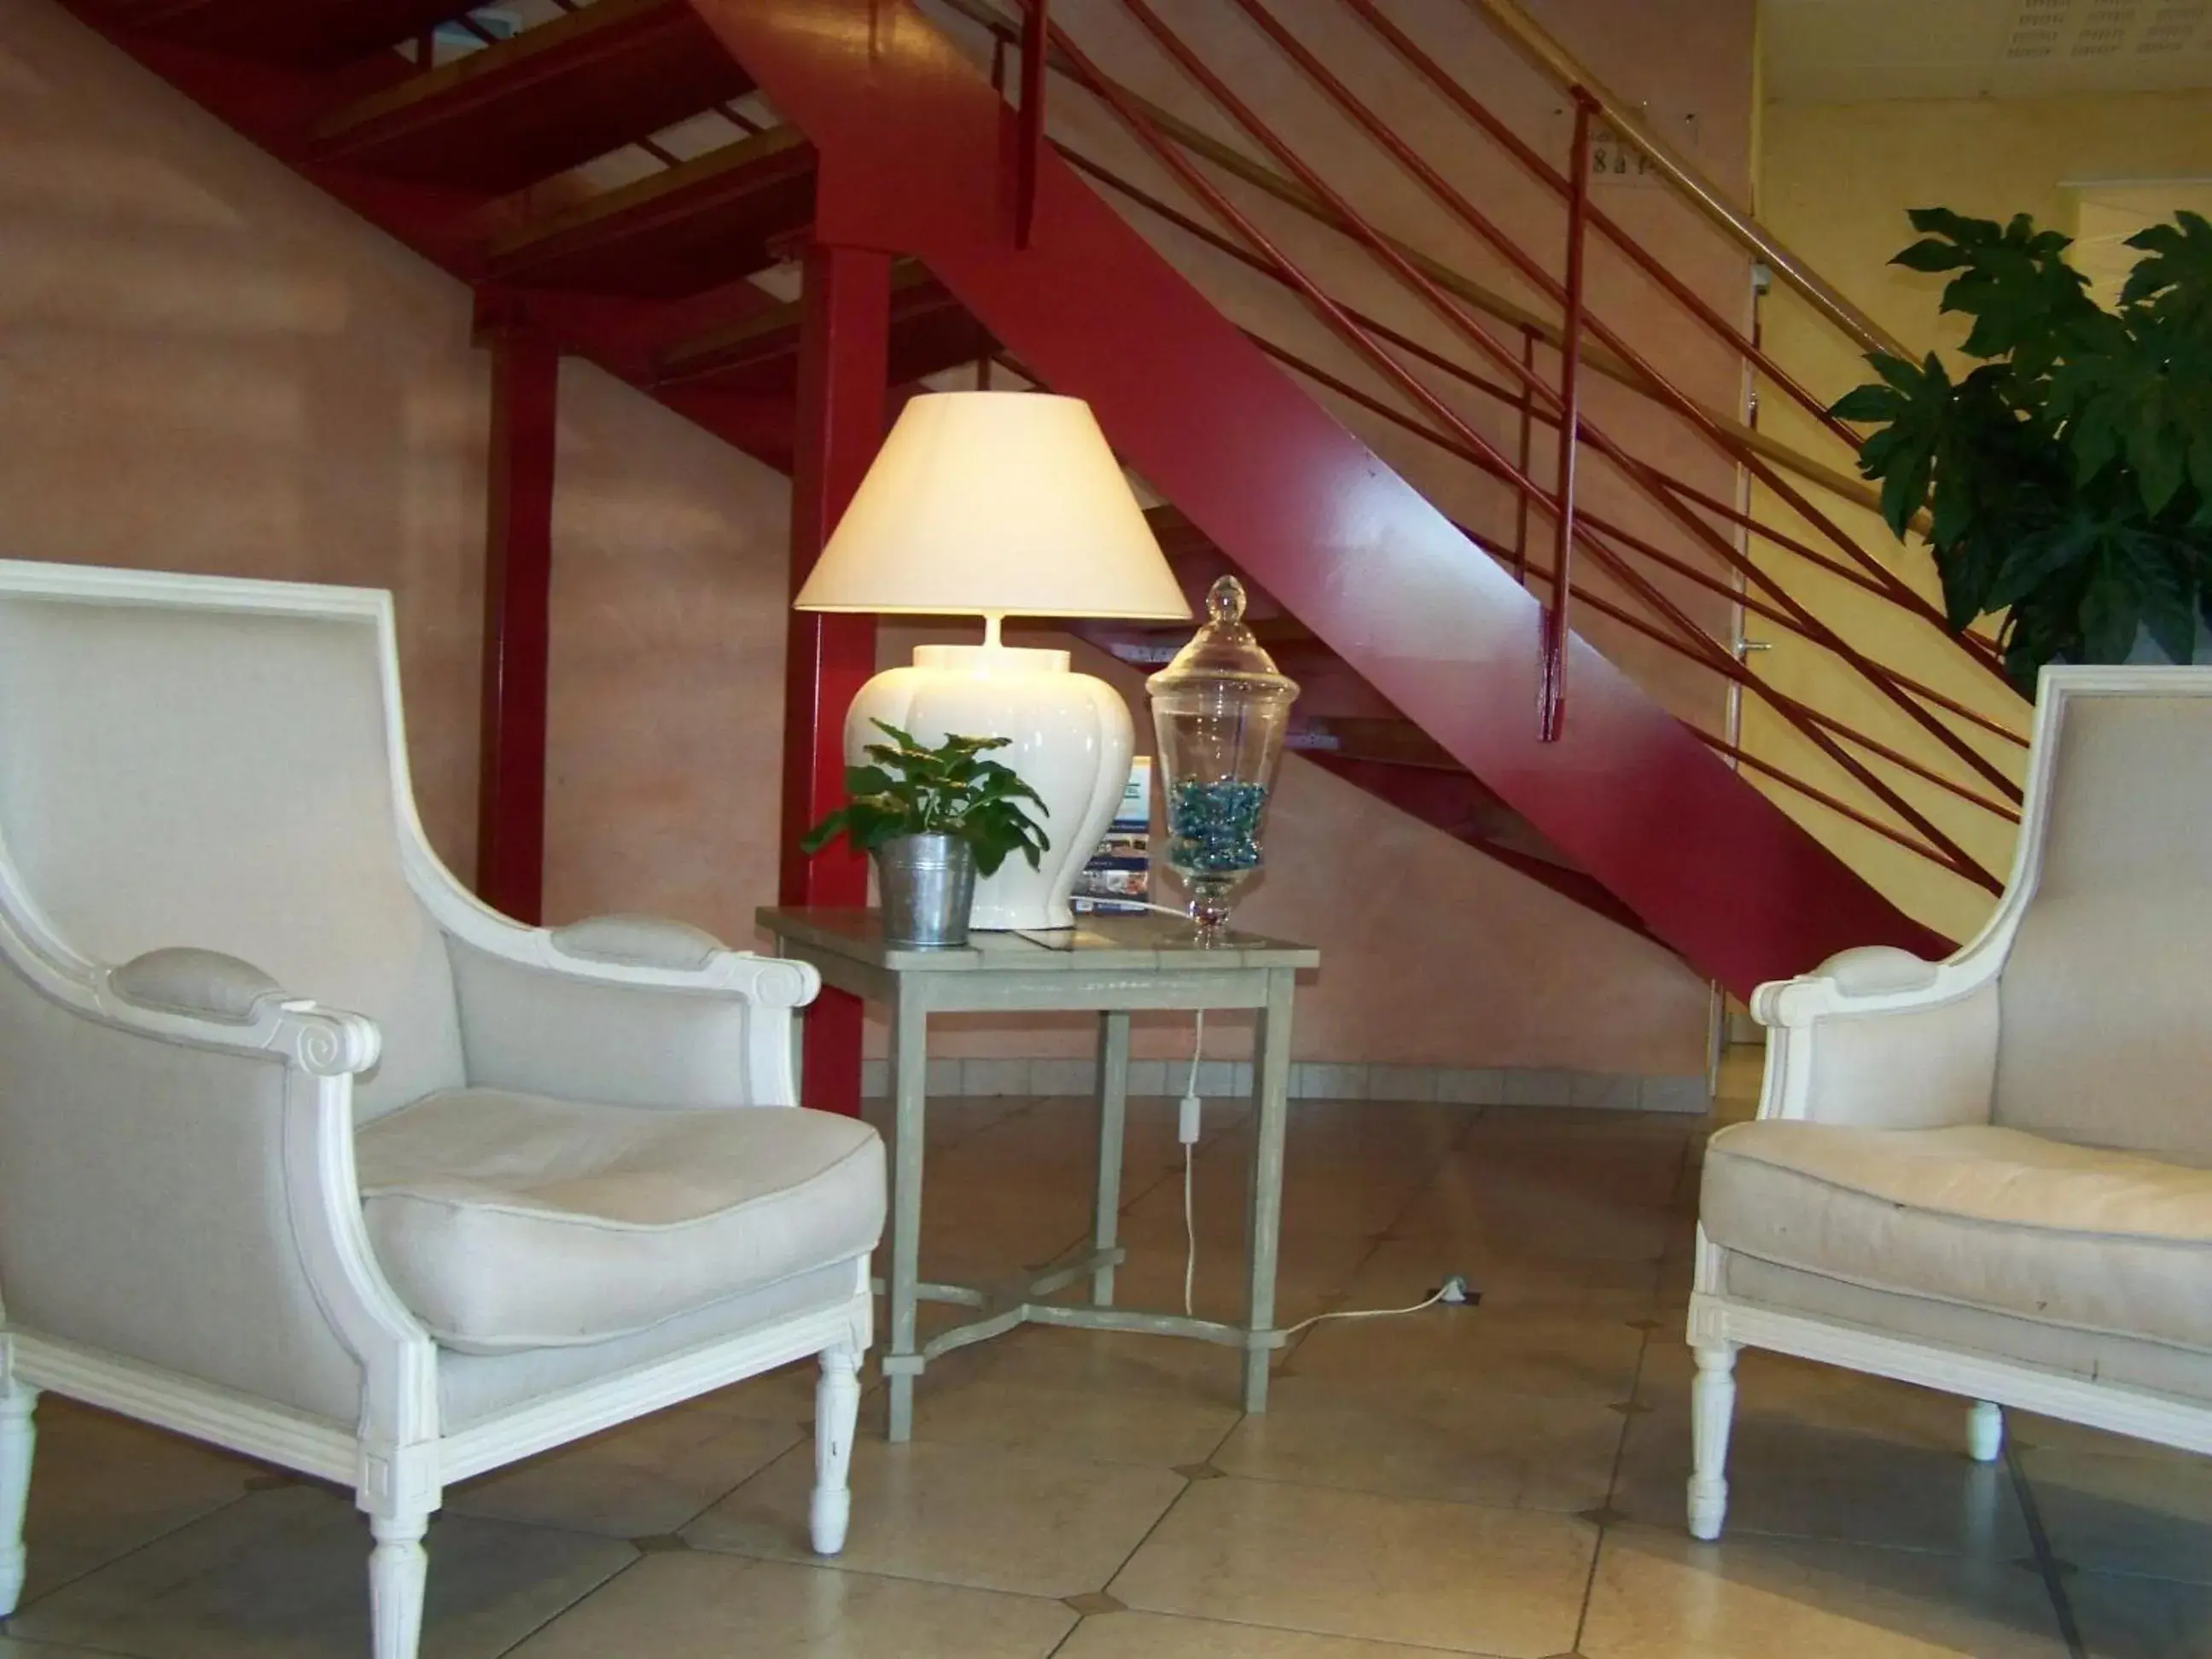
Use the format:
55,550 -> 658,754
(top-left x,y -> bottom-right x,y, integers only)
0,561 -> 884,1657
1688,665 -> 2212,1540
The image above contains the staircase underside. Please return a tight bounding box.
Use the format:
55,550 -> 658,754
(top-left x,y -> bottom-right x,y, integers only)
61,0 -> 1953,994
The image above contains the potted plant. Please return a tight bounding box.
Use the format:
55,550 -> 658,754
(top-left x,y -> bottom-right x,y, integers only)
1833,207 -> 2212,690
800,721 -> 1051,949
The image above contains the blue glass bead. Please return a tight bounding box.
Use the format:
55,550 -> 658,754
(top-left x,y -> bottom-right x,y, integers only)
1166,778 -> 1268,875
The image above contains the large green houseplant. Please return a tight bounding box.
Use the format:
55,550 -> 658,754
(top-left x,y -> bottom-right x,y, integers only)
1835,207 -> 2212,690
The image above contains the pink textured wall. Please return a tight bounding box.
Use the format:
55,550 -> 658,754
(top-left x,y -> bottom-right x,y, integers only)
3,0 -> 1727,1075
0,0 -> 793,946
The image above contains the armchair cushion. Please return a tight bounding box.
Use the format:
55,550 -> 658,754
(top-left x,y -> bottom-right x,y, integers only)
356,1089 -> 883,1353
1703,1121 -> 2212,1353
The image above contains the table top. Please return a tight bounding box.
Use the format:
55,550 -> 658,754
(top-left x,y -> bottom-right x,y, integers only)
758,907 -> 1319,974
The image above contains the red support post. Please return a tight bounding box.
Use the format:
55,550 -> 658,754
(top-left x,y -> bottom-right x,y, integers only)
1539,93 -> 1593,743
476,323 -> 559,925
780,238 -> 890,1118
1015,0 -> 1050,247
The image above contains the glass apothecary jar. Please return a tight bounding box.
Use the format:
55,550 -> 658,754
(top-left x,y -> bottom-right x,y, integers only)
1145,575 -> 1301,940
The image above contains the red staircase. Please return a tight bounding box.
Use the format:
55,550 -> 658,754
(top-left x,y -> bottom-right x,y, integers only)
61,0 -> 2022,1000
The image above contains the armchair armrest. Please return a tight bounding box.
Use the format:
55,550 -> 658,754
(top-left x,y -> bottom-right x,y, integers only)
0,929 -> 425,1428
110,946 -> 286,1024
95,948 -> 381,1075
445,915 -> 821,1109
550,914 -> 725,972
1751,946 -> 1999,1130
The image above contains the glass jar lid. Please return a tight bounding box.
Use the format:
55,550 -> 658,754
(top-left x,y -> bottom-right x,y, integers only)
1144,576 -> 1300,705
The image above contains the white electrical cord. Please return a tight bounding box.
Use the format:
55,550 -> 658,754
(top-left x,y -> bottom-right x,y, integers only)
1275,1280 -> 1465,1341
1170,984 -> 1466,1336
1181,1009 -> 1205,1318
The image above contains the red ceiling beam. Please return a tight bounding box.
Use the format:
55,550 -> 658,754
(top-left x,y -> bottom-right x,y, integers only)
484,125 -> 817,297
99,0 -> 484,67
313,0 -> 754,191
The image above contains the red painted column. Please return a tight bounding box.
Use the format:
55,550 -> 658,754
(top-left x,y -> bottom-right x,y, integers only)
780,238 -> 890,1117
476,324 -> 559,925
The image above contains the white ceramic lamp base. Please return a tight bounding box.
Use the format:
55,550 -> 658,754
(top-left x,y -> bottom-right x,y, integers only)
847,644 -> 1132,931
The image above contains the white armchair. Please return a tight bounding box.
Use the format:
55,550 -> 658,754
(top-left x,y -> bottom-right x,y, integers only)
0,561 -> 884,1656
1687,665 -> 2212,1540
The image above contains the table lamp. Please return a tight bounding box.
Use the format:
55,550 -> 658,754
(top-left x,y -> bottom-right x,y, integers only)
795,391 -> 1192,930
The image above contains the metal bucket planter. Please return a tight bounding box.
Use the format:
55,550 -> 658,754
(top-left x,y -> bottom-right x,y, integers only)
876,833 -> 976,949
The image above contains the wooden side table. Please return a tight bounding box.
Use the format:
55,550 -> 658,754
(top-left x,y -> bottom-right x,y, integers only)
759,907 -> 1318,1441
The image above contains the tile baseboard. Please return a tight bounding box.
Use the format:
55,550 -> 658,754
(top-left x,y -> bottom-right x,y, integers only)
858,1057 -> 1710,1114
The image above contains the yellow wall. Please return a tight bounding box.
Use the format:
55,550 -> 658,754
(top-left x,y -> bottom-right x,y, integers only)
1748,89 -> 2212,944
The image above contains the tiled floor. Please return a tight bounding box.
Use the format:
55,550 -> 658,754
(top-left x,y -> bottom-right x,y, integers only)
6,1049 -> 2209,1656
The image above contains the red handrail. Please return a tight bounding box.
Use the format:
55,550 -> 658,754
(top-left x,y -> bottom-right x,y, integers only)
1065,143 -> 2012,667
1051,14 -> 2001,889
1243,330 -> 2025,760
1215,0 -> 2011,692
1341,0 -> 1861,453
970,0 -> 2005,664
963,0 -> 2018,894
1116,0 -> 2018,808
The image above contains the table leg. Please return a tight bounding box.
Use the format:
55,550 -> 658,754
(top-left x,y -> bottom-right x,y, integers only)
1091,1010 -> 1132,1306
885,985 -> 928,1442
1243,969 -> 1295,1413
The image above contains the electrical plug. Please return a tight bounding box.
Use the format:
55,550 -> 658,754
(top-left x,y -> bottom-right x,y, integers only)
1178,1091 -> 1203,1145
1435,1274 -> 1477,1306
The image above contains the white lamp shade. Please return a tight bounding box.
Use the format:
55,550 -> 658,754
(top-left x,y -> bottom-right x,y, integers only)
794,392 -> 1192,622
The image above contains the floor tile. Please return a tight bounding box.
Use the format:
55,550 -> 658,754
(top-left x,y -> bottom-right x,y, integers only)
508,1551 -> 1075,1658
1212,1376 -> 1624,1512
9,1485 -> 632,1659
2008,1413 -> 2206,1464
445,1407 -> 801,1538
1388,1180 -> 1677,1262
14,1402 -> 257,1606
2069,1567 -> 2212,1658
2019,1447 -> 2212,1585
1110,1476 -> 1596,1655
1580,1523 -> 2069,1657
947,1320 -> 1260,1411
683,1438 -> 1185,1598
1120,1165 -> 1410,1245
1613,1382 -> 2029,1557
1054,1608 -> 1467,1657
895,1367 -> 1239,1469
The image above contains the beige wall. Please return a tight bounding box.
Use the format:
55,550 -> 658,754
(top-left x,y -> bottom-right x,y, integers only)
1748,89 -> 2212,942
4,0 -> 1720,1077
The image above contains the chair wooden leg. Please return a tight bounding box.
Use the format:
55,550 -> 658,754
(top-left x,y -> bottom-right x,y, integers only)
0,1379 -> 35,1617
1686,1342 -> 1738,1541
810,1343 -> 861,1556
368,1509 -> 429,1659
1966,1400 -> 2005,1464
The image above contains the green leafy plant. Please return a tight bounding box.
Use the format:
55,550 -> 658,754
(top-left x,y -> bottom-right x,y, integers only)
800,721 -> 1050,876
1834,207 -> 2212,690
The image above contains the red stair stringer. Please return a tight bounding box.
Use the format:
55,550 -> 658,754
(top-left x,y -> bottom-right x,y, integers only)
690,0 -> 1949,998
